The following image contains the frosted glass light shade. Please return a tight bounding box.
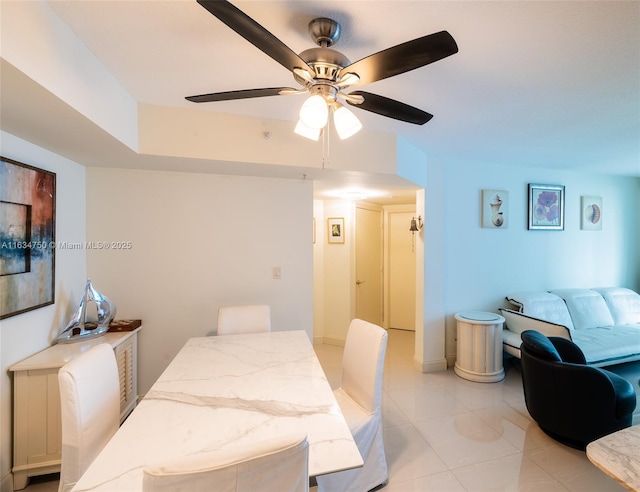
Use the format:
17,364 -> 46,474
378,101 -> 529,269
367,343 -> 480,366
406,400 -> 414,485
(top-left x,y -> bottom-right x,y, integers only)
294,119 -> 321,141
299,94 -> 328,129
333,105 -> 362,139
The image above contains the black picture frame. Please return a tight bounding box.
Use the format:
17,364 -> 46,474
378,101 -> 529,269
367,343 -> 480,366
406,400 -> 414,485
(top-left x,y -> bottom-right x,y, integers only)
1,156 -> 56,319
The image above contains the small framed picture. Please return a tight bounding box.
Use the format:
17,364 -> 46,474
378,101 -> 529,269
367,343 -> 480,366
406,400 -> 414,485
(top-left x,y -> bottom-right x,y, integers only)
581,196 -> 602,230
528,183 -> 564,230
482,190 -> 508,228
327,217 -> 344,244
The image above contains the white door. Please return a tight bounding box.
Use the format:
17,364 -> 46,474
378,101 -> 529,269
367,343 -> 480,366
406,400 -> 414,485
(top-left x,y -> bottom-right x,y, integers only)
388,211 -> 416,330
355,206 -> 383,326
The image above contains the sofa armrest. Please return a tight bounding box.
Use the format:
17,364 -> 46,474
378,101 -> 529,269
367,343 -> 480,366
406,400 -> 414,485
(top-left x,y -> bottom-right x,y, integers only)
500,308 -> 572,339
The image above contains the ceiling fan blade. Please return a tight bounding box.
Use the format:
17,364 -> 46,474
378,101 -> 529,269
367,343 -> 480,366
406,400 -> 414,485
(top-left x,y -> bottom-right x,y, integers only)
339,31 -> 458,86
346,91 -> 433,125
186,87 -> 298,103
197,0 -> 315,77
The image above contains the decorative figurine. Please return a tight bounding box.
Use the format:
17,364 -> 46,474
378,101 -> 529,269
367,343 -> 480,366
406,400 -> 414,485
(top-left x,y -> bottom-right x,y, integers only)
56,278 -> 116,343
490,194 -> 505,227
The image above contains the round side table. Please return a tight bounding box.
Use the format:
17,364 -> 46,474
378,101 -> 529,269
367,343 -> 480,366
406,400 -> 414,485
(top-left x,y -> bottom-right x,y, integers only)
454,311 -> 505,382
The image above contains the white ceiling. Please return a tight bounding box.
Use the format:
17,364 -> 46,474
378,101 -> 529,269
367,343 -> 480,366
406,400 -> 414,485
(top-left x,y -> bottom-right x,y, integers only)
3,1 -> 640,202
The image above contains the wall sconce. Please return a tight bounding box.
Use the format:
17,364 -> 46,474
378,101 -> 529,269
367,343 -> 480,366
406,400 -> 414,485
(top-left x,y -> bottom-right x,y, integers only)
409,216 -> 423,252
409,216 -> 423,232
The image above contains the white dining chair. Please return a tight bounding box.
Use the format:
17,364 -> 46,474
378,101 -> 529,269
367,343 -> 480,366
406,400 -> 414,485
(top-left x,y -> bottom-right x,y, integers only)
216,304 -> 271,335
142,432 -> 309,492
316,318 -> 389,492
58,343 -> 120,492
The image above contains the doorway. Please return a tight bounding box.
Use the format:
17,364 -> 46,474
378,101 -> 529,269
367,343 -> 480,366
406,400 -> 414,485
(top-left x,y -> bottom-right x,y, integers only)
313,197 -> 421,346
355,205 -> 383,325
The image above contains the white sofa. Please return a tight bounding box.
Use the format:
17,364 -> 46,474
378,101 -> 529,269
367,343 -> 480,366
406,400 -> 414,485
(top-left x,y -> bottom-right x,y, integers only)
501,287 -> 640,367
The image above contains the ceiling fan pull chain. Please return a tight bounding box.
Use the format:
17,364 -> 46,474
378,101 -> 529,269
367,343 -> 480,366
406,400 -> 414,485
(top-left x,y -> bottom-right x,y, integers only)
322,117 -> 332,169
321,126 -> 327,169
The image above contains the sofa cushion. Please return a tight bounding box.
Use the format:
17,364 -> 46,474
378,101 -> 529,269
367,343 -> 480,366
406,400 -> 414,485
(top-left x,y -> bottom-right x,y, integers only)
550,289 -> 614,330
571,325 -> 640,366
502,329 -> 523,354
506,291 -> 574,330
592,287 -> 640,325
499,309 -> 571,339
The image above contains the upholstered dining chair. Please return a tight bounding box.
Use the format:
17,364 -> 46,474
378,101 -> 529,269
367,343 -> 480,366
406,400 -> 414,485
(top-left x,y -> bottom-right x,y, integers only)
316,318 -> 389,492
142,432 -> 309,492
216,304 -> 271,335
58,343 -> 120,492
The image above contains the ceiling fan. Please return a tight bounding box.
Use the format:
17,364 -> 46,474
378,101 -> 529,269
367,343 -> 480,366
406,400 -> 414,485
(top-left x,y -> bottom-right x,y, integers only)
186,0 -> 458,140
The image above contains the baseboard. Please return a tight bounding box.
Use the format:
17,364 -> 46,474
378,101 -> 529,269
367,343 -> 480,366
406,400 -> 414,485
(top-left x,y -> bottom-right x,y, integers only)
1,472 -> 14,492
413,356 -> 447,373
321,337 -> 346,347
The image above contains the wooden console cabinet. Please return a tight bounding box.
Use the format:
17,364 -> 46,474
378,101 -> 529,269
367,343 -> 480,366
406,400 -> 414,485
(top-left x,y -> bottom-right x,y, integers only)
9,328 -> 141,490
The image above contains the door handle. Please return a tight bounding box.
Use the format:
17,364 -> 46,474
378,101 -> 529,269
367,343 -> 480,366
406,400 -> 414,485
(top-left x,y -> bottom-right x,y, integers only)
356,280 -> 365,285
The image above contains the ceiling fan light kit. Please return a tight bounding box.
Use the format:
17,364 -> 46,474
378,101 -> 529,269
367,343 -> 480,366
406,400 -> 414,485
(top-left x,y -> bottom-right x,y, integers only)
187,0 -> 458,141
299,94 -> 329,129
333,104 -> 363,140
294,119 -> 322,141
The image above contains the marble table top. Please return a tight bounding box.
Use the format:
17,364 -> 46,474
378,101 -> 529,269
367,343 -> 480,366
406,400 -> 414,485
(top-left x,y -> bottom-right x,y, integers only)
586,425 -> 640,491
73,331 -> 362,491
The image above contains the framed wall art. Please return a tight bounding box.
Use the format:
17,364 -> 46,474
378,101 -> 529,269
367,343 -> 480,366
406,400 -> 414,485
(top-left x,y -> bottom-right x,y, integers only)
0,156 -> 56,319
581,196 -> 602,230
481,189 -> 509,228
327,217 -> 344,244
528,183 -> 564,230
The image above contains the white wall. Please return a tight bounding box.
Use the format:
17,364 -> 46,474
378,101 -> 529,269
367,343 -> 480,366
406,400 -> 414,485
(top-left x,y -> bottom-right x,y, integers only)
312,200 -> 325,343
437,160 -> 640,363
314,199 -> 355,345
1,1 -> 138,150
0,132 -> 86,492
85,168 -> 314,395
313,161 -> 640,373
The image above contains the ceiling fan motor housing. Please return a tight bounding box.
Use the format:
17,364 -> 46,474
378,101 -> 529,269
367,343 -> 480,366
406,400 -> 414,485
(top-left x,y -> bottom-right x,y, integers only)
295,47 -> 351,85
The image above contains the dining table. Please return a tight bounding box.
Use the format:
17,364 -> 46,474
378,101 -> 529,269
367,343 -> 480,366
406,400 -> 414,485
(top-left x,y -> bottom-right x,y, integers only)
586,424 -> 640,491
72,330 -> 363,491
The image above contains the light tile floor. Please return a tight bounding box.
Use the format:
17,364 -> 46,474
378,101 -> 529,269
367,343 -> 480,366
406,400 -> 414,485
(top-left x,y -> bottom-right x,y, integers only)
22,328 -> 634,491
313,329 -> 631,492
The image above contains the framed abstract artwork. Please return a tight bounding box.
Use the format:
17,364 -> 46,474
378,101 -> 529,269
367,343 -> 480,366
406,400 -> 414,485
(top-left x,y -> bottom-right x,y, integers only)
528,183 -> 564,230
327,217 -> 344,244
0,156 -> 56,319
581,196 -> 602,230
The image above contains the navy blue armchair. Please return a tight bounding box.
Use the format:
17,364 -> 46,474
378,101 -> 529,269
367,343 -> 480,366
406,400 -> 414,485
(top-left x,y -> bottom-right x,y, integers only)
520,330 -> 636,450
